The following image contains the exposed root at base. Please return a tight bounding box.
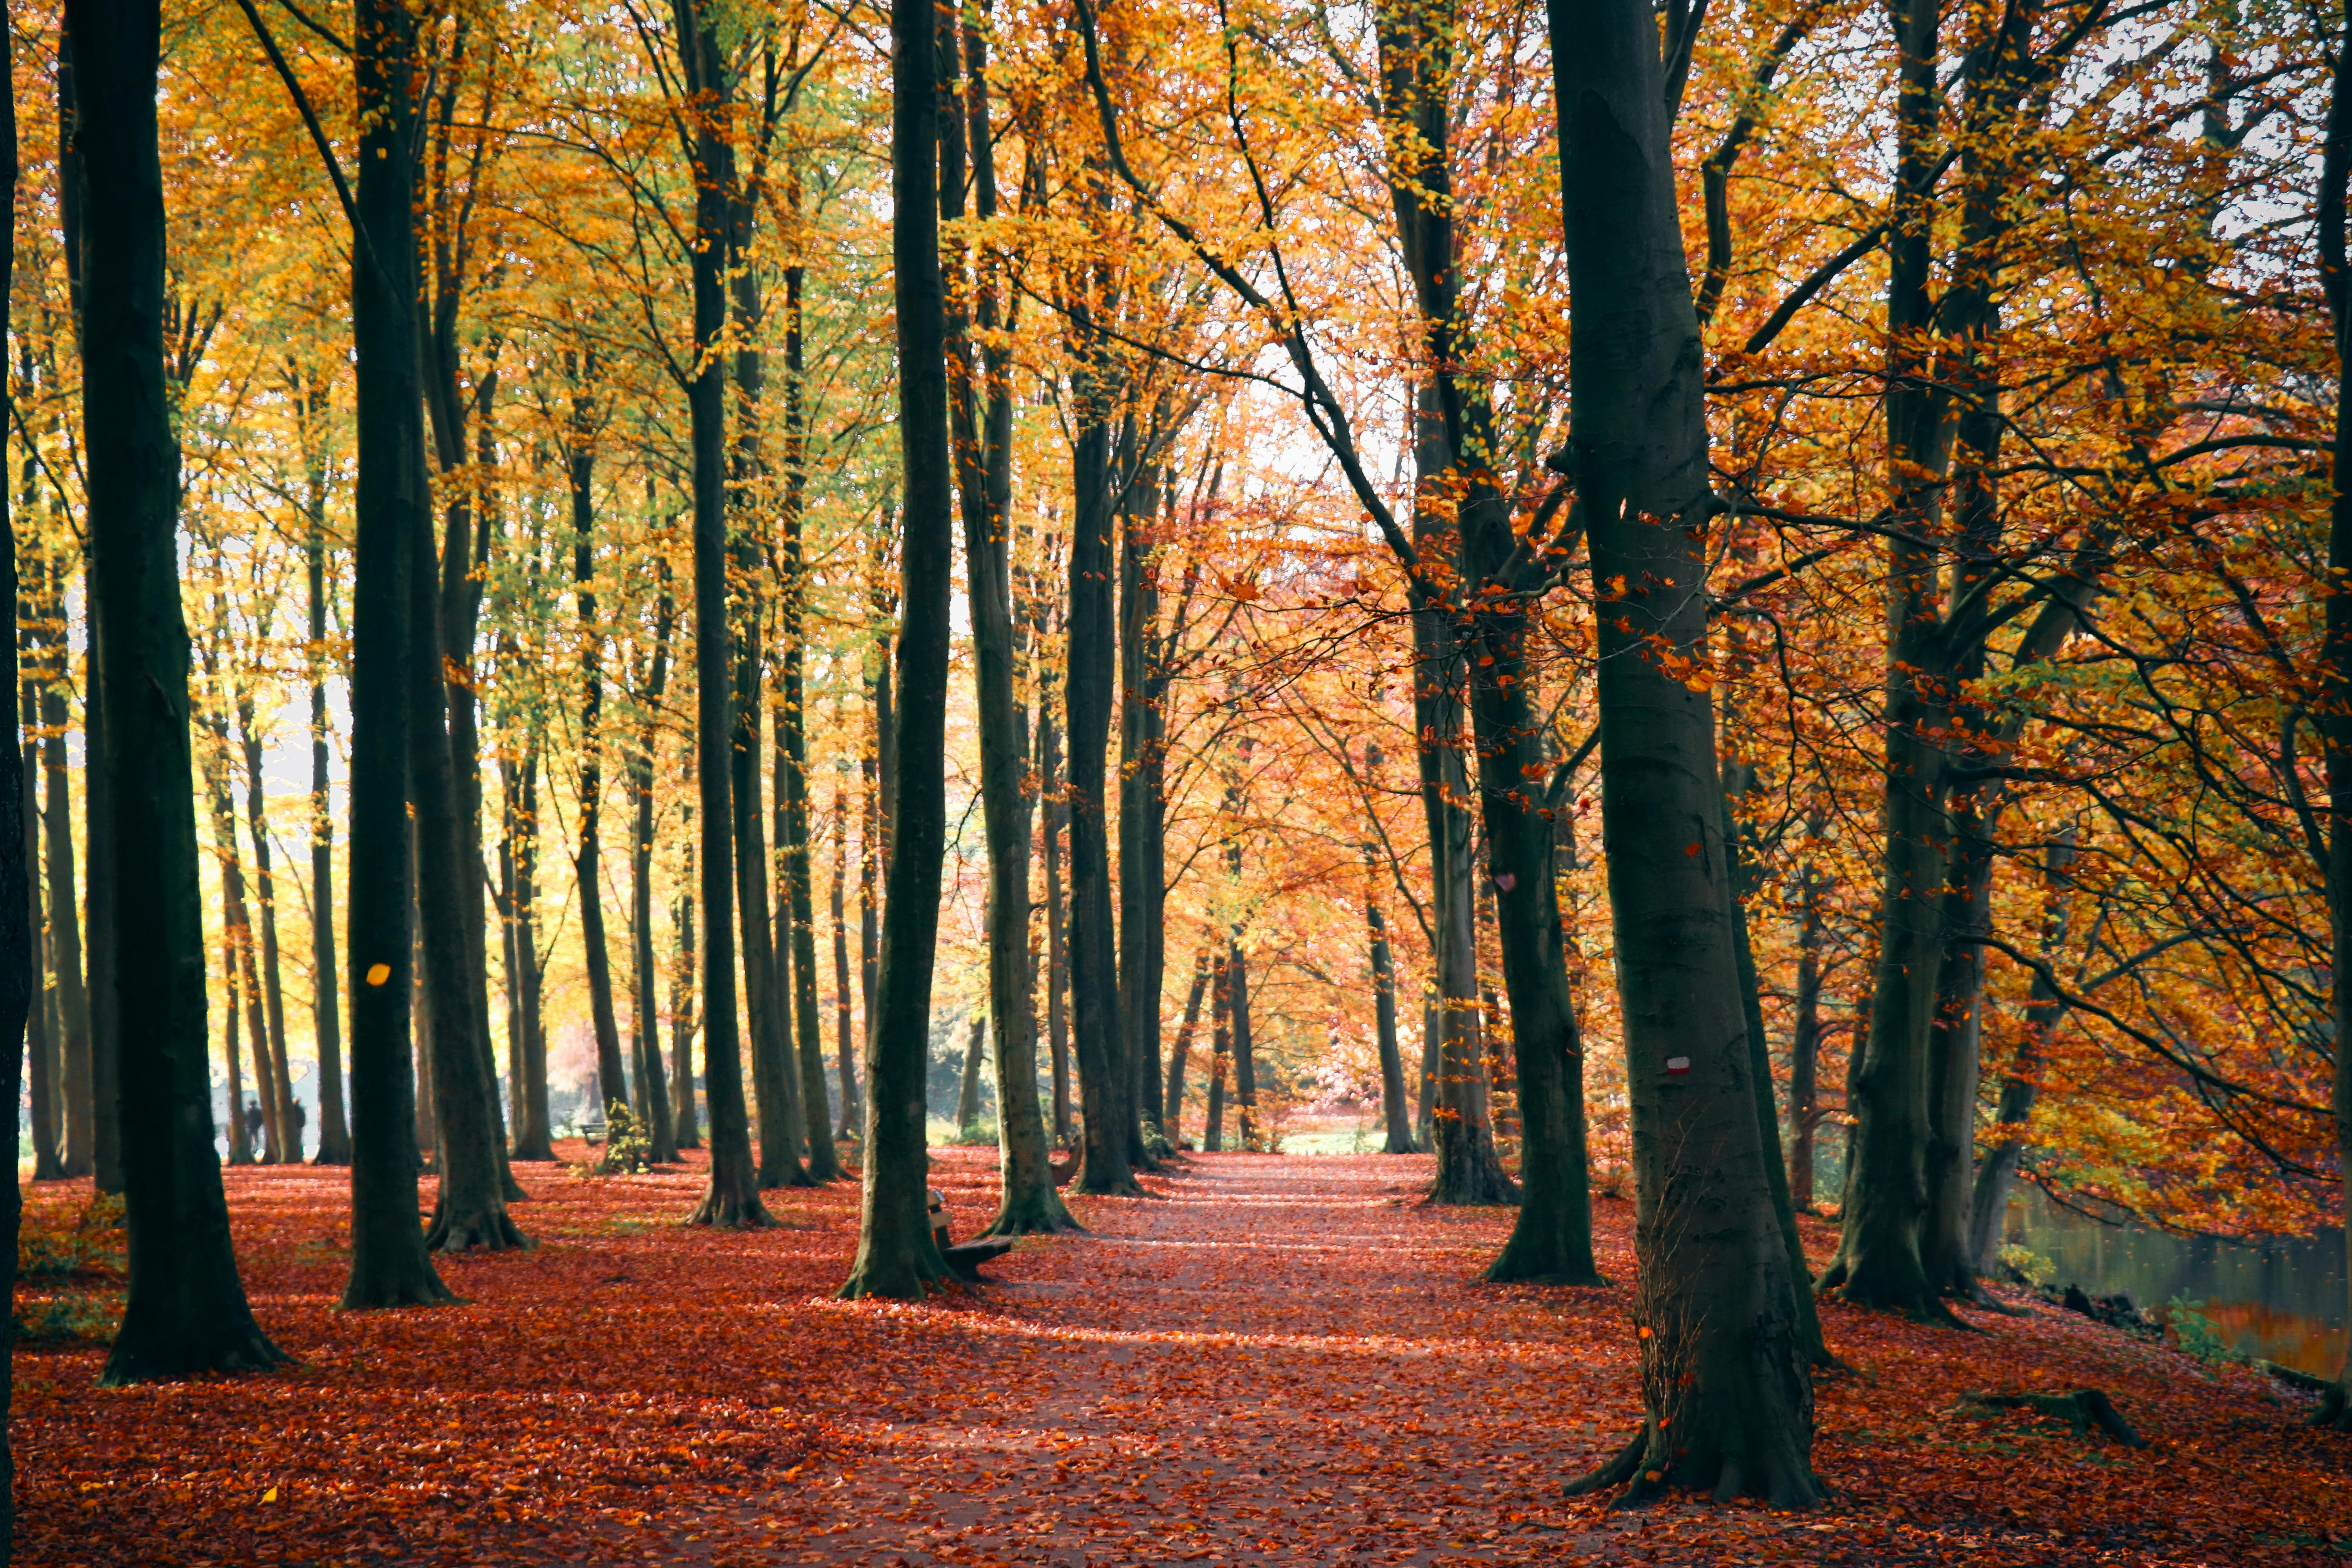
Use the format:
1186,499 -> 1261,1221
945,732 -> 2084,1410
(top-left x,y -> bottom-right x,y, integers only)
426,1207 -> 532,1253
688,1192 -> 782,1229
1954,1388 -> 2146,1446
979,1200 -> 1085,1238
1565,1428 -> 1824,1510
2312,1382 -> 2352,1430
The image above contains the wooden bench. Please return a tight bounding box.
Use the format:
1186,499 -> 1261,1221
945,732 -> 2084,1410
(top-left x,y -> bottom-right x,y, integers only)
928,1188 -> 1013,1281
577,1112 -> 608,1147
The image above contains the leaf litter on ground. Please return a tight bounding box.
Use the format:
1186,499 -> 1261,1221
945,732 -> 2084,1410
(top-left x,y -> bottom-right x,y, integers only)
13,1148 -> 2348,1565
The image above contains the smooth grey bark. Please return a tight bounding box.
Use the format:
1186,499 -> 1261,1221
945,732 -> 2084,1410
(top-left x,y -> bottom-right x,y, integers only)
1552,0 -> 1817,1502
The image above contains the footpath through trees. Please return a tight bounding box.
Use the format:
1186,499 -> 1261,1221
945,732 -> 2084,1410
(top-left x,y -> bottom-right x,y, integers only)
15,1150 -> 2346,1564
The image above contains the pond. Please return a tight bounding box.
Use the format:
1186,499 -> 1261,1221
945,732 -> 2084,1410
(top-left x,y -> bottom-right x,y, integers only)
2007,1185 -> 2345,1377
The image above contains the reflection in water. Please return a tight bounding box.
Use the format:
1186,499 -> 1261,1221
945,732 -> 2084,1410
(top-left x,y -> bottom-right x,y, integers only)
2008,1186 -> 2345,1378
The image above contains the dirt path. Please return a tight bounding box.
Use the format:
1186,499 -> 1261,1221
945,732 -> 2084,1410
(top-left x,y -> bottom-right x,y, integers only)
761,1151 -> 1611,1566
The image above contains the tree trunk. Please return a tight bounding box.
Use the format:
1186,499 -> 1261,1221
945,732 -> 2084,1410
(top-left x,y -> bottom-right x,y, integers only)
1118,457 -> 1166,1154
306,479 -> 351,1165
37,584 -> 89,1181
1967,825 -> 2076,1269
505,746 -> 555,1160
204,725 -> 282,1164
838,0 -> 956,1294
678,0 -> 772,1232
737,650 -> 811,1189
1721,775 -> 1829,1365
831,786 -> 862,1137
955,1011 -> 986,1131
779,247 -> 842,1183
222,937 -> 251,1166
239,704 -> 299,1158
858,721 -> 880,1124
2320,4 -> 2352,1428
410,433 -> 523,1251
1920,788 -> 1996,1298
1363,836 -> 1414,1157
1204,953 -> 1229,1151
1788,852 -> 1824,1213
670,828 -> 701,1151
1163,951 -> 1208,1147
20,652 -> 60,1180
571,456 -> 633,1125
72,0 -> 285,1376
630,583 -> 677,1163
944,16 -> 1071,1234
1228,933 -> 1259,1152
1415,597 -> 1514,1205
1552,0 -> 1816,1500
0,28 -> 22,1527
1040,695 -> 1071,1144
1415,1000 -> 1437,1152
1812,0 -> 1956,1321
1065,343 -> 1134,1194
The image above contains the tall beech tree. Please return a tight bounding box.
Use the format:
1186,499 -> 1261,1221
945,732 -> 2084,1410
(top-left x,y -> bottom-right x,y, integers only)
944,10 -> 1074,1234
677,0 -> 773,1231
1551,0 -> 1817,1502
839,0 -> 956,1296
235,0 -> 460,1308
2316,0 -> 2352,1432
75,0 -> 282,1379
1062,272 -> 1137,1195
1,31 -> 25,1553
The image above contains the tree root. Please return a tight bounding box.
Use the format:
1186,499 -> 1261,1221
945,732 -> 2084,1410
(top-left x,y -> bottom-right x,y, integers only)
426,1204 -> 532,1254
688,1189 -> 781,1229
1566,1426 -> 1822,1509
1564,1430 -> 1647,1498
979,1193 -> 1085,1238
1954,1389 -> 2145,1446
2309,1379 -> 2352,1429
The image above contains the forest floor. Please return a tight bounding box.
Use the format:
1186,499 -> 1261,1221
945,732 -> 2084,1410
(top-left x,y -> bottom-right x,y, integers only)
13,1146 -> 2351,1565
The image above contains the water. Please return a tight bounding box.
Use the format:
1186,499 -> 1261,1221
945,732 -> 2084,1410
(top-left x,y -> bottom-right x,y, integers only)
2009,1186 -> 2345,1377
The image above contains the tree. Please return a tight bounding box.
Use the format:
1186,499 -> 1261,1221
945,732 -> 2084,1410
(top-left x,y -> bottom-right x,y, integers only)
75,0 -> 283,1381
839,0 -> 958,1297
1550,0 -> 1817,1503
